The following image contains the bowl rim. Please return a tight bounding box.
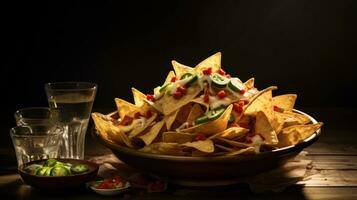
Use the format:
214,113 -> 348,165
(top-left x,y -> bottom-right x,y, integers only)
93,109 -> 321,162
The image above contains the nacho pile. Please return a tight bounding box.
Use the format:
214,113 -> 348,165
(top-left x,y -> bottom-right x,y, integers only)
92,52 -> 323,156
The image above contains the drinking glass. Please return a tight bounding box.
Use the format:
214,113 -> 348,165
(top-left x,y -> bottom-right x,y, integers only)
10,125 -> 63,167
14,107 -> 53,126
45,82 -> 97,159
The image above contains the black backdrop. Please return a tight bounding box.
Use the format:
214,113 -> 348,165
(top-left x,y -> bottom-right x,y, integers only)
2,1 -> 356,149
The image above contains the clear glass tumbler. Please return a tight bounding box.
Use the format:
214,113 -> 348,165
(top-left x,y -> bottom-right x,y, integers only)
10,125 -> 63,167
44,82 -> 97,159
14,107 -> 53,126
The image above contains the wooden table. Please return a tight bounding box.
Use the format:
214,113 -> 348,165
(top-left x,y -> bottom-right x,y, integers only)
1,107 -> 356,200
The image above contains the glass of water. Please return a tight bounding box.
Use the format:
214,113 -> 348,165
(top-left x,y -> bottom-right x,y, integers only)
10,125 -> 63,167
14,107 -> 53,126
45,82 -> 97,159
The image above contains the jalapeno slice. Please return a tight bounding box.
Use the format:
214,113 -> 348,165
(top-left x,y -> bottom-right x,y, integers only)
211,73 -> 229,88
228,78 -> 244,92
70,164 -> 89,174
194,115 -> 209,125
206,107 -> 225,120
44,158 -> 58,167
51,166 -> 71,176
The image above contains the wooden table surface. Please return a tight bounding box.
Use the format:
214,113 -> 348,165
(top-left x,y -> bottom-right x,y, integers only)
1,107 -> 356,200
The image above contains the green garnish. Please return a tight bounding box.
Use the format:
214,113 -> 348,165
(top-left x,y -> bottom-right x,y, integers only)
211,73 -> 229,88
228,78 -> 244,92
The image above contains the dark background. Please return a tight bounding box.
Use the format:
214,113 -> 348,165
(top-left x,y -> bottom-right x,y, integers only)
2,1 -> 356,151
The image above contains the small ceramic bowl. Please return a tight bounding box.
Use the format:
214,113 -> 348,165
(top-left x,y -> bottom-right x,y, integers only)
90,181 -> 131,196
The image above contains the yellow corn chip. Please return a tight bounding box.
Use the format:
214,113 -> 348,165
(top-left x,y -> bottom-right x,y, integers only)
225,147 -> 256,156
273,94 -> 297,111
244,78 -> 255,89
128,113 -> 157,138
139,120 -> 165,145
181,139 -> 214,153
131,87 -> 146,107
164,109 -> 179,130
255,111 -> 278,145
194,52 -> 221,73
186,103 -> 205,124
162,132 -> 195,144
139,142 -> 186,156
115,98 -> 140,119
171,61 -> 194,79
277,122 -> 323,147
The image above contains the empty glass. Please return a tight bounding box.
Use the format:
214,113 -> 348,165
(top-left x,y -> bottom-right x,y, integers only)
10,125 -> 63,167
45,82 -> 97,159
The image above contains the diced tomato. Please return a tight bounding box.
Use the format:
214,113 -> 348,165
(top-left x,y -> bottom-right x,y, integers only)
229,123 -> 239,127
171,76 -> 177,82
217,90 -> 226,99
202,67 -> 212,75
120,116 -> 134,126
218,69 -> 226,76
243,99 -> 250,105
146,94 -> 155,102
176,86 -> 187,95
233,102 -> 244,113
134,112 -> 142,119
145,110 -> 153,118
239,122 -> 250,129
239,89 -> 246,95
97,180 -> 110,189
238,100 -> 245,107
273,105 -> 284,112
195,133 -> 206,141
173,91 -> 183,99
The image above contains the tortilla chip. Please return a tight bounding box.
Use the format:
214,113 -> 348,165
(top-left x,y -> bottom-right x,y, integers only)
139,142 -> 187,156
277,122 -> 323,147
215,137 -> 250,148
244,86 -> 277,122
244,78 -> 255,89
233,86 -> 277,123
194,52 -> 221,73
181,139 -> 214,153
255,111 -> 278,145
156,84 -> 202,115
164,109 -> 179,130
162,132 -> 195,144
131,87 -> 146,107
128,113 -> 157,138
190,97 -> 209,112
181,104 -> 233,135
175,103 -> 192,124
273,94 -> 297,111
115,98 -> 140,119
225,147 -> 256,156
91,113 -> 133,148
186,103 -> 205,124
210,127 -> 249,140
163,70 -> 177,85
139,120 -> 165,145
215,144 -> 234,152
171,61 -> 194,79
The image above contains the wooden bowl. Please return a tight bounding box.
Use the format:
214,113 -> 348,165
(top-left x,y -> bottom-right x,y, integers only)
94,109 -> 321,183
18,159 -> 99,189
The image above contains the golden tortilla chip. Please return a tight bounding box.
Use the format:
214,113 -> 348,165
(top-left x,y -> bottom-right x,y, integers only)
164,109 -> 179,130
139,120 -> 165,145
91,113 -> 133,148
186,103 -> 205,124
277,122 -> 323,147
244,86 -> 277,121
181,139 -> 214,153
255,111 -> 278,145
273,94 -> 297,111
156,84 -> 202,115
273,111 -> 312,134
128,113 -> 157,138
181,104 -> 233,135
131,87 -> 146,107
175,103 -> 193,124
162,132 -> 195,144
215,137 -> 250,148
215,144 -> 234,152
115,98 -> 140,119
210,127 -> 249,140
225,147 -> 256,156
171,61 -> 194,79
139,142 -> 186,156
194,52 -> 221,73
244,78 -> 255,89
190,97 -> 209,112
